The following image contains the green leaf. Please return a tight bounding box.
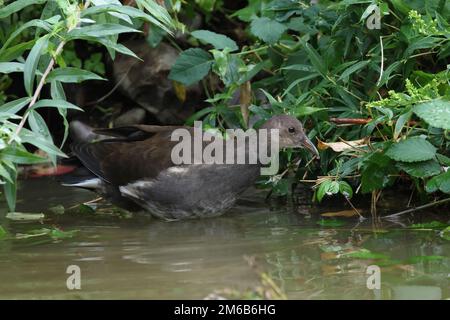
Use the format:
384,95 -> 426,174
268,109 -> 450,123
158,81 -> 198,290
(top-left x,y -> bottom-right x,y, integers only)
408,221 -> 447,229
250,17 -> 287,44
19,128 -> 66,158
361,151 -> 397,193
50,81 -> 69,148
0,40 -> 35,62
425,171 -> 450,194
68,24 -> 140,39
134,0 -> 174,34
294,106 -> 326,117
436,154 -> 450,166
191,30 -> 238,51
413,99 -> 450,130
24,36 -> 49,96
73,35 -> 139,60
1,146 -> 47,164
316,180 -> 331,202
396,159 -> 442,178
50,227 -> 78,240
338,60 -> 370,82
0,226 -> 7,240
47,67 -> 105,83
0,19 -> 51,58
168,48 -> 213,86
441,226 -> 450,241
28,110 -> 56,165
0,62 -> 24,74
31,99 -> 82,111
0,164 -> 13,183
0,0 -> 46,19
338,181 -> 353,198
394,110 -> 412,140
301,41 -> 327,76
386,136 -> 436,162
0,97 -> 31,114
3,167 -> 17,212
342,249 -> 389,260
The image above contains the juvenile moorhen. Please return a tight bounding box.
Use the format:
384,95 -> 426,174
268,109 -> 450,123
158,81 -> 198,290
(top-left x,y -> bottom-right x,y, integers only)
65,115 -> 319,220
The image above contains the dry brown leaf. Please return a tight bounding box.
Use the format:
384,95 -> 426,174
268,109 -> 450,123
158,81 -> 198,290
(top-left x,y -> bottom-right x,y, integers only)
321,210 -> 360,217
317,138 -> 367,152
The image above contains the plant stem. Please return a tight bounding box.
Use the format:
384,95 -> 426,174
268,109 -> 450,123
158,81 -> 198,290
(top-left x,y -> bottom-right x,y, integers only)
383,197 -> 450,219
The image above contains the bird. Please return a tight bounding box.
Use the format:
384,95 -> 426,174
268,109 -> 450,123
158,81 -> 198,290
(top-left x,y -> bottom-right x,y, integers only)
64,115 -> 319,220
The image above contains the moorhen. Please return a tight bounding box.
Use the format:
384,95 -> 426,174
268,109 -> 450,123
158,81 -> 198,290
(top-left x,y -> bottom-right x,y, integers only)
65,115 -> 319,220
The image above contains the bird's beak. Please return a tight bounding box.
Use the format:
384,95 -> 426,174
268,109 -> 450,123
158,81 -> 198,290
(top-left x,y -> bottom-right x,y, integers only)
301,136 -> 320,159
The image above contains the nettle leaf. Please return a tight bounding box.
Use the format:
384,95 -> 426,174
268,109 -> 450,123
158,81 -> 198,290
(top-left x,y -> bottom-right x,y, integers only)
413,99 -> 450,130
47,67 -> 105,83
386,136 -> 436,163
361,151 -> 397,193
168,48 -> 213,86
191,30 -> 238,51
396,159 -> 442,178
250,17 -> 287,44
425,171 -> 450,194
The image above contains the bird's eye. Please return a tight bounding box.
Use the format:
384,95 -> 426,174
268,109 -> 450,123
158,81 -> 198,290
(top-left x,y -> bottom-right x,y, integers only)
288,127 -> 296,133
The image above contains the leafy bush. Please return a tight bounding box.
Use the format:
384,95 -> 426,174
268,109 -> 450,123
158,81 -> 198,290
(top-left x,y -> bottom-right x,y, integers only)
167,0 -> 450,209
0,0 -> 174,211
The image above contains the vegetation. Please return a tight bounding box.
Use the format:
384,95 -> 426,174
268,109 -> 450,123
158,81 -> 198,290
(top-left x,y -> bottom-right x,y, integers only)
0,0 -> 174,211
0,0 -> 449,215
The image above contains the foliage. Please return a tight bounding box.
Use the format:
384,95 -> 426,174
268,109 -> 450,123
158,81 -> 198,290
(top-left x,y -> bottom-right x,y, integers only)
1,0 -> 450,213
167,0 -> 450,208
0,0 -> 174,211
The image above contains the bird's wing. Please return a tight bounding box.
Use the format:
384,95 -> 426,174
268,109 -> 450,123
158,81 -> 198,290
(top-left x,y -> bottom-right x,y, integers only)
71,129 -> 181,186
93,124 -> 186,141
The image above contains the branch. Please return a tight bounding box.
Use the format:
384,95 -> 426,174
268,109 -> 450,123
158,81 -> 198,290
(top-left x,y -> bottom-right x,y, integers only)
329,117 -> 420,126
383,197 -> 450,219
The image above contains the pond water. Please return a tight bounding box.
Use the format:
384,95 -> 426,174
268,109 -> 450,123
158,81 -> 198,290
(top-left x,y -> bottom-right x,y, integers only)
0,178 -> 449,300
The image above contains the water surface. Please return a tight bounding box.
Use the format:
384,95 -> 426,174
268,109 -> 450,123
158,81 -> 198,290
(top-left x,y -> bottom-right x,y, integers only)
0,178 -> 448,299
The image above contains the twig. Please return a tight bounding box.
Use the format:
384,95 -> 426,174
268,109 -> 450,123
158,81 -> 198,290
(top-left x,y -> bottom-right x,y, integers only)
376,36 -> 384,86
383,197 -> 450,220
344,196 -> 365,220
330,117 -> 371,125
330,118 -> 420,126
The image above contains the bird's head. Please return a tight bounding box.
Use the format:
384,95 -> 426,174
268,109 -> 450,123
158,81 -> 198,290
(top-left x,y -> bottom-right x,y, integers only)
260,115 -> 319,158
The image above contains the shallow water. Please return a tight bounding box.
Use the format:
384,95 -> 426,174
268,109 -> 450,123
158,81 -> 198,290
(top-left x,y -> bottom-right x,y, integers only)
0,178 -> 449,299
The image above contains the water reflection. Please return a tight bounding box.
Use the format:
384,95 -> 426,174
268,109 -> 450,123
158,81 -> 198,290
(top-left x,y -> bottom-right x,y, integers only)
0,178 -> 448,299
